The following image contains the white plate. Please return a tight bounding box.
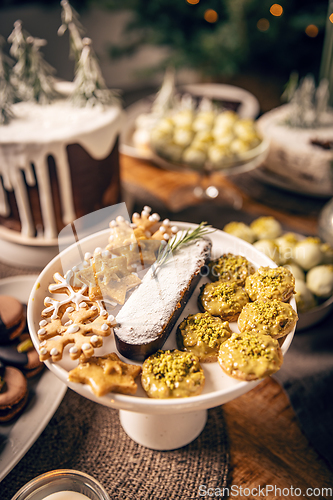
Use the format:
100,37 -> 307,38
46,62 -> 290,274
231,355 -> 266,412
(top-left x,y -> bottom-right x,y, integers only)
0,276 -> 67,482
120,83 -> 260,161
27,223 -> 295,415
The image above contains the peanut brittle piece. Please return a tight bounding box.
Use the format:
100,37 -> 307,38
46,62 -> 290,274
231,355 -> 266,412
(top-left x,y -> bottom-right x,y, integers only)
68,353 -> 142,397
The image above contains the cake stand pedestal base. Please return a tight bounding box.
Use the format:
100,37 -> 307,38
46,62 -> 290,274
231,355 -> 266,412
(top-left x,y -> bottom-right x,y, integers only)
119,409 -> 208,450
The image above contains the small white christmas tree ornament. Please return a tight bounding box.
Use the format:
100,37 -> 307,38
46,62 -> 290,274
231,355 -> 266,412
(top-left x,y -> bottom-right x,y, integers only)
8,20 -> 58,103
0,35 -> 15,124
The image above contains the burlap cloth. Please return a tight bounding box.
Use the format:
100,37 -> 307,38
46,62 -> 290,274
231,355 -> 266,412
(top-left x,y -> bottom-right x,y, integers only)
0,262 -> 229,500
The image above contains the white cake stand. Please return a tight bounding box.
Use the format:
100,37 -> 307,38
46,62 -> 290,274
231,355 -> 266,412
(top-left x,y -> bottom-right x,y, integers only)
27,223 -> 296,450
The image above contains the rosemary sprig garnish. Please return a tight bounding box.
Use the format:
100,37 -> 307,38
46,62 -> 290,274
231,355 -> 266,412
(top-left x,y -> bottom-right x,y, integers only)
151,221 -> 214,277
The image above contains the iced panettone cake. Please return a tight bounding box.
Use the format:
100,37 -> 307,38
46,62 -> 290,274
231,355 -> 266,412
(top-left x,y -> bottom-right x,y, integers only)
0,2 -> 122,240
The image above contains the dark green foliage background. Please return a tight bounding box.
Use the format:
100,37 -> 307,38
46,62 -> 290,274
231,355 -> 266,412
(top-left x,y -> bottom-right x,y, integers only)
0,0 -> 328,80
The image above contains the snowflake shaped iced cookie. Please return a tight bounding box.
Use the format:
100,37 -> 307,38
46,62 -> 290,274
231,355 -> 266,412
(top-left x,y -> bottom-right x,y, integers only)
38,271 -> 116,362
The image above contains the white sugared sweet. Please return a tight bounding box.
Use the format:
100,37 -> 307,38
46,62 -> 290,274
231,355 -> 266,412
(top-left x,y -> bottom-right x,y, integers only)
293,238 -> 323,271
223,222 -> 256,244
294,279 -> 317,312
306,265 -> 333,298
250,216 -> 282,240
275,233 -> 300,264
182,147 -> 206,166
283,263 -> 305,282
321,242 -> 333,264
253,239 -> 281,264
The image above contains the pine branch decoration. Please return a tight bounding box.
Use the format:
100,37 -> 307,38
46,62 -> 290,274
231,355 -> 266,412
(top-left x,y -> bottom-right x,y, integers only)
151,222 -> 214,278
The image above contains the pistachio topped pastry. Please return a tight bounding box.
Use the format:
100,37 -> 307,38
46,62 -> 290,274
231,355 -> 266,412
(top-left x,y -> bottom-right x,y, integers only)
177,312 -> 232,362
208,253 -> 255,284
245,266 -> 295,302
218,332 -> 283,381
141,349 -> 205,399
238,299 -> 298,339
198,281 -> 249,321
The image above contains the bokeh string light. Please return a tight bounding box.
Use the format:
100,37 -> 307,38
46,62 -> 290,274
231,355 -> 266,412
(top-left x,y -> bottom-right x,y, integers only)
204,9 -> 219,23
270,4 -> 283,17
305,24 -> 319,37
257,18 -> 270,32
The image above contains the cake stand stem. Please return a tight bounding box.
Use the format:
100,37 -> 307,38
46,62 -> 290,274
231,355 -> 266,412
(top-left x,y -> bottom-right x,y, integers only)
119,409 -> 207,450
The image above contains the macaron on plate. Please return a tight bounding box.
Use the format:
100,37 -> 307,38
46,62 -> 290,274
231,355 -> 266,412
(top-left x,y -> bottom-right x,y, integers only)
0,276 -> 67,482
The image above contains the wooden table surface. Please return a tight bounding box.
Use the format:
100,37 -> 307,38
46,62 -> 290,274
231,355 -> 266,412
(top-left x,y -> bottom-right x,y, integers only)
120,153 -> 333,498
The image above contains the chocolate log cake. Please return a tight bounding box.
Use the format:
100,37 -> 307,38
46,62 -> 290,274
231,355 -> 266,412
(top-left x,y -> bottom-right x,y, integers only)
114,238 -> 212,361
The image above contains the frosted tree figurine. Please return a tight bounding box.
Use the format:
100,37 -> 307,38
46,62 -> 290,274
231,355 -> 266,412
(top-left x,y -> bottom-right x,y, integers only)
58,1 -> 118,107
58,0 -> 84,67
0,35 -> 15,124
8,20 -> 58,103
71,37 -> 118,107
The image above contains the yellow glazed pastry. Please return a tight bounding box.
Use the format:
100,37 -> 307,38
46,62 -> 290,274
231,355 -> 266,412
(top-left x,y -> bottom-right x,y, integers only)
176,312 -> 231,362
141,350 -> 205,399
208,253 -> 255,284
198,281 -> 249,321
245,266 -> 295,302
218,332 -> 283,381
238,299 -> 298,339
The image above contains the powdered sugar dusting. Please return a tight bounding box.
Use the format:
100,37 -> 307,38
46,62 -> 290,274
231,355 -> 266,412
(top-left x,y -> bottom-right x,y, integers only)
115,238 -> 211,344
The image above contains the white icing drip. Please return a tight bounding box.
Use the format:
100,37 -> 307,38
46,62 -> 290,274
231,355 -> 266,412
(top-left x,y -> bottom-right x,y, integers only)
90,335 -> 99,344
50,347 -> 59,356
96,300 -> 107,317
38,328 -> 46,335
43,271 -> 87,317
69,345 -> 78,354
0,99 -> 124,238
115,239 -> 211,344
0,180 -> 10,217
33,151 -> 58,239
40,347 -> 47,355
39,319 -> 48,327
101,323 -> 109,331
82,343 -> 91,351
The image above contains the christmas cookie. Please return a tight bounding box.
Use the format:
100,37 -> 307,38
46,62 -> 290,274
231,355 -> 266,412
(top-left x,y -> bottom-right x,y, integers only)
38,270 -> 116,362
141,350 -> 205,399
218,332 -> 283,381
245,266 -> 295,302
176,312 -> 231,362
238,299 -> 298,339
208,253 -> 255,284
68,353 -> 141,397
0,295 -> 26,344
0,366 -> 28,422
198,281 -> 249,321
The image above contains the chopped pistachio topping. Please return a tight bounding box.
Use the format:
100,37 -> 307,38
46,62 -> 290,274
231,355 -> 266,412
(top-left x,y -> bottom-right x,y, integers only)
180,312 -> 230,349
208,253 -> 253,282
144,350 -> 201,390
228,333 -> 278,361
251,300 -> 289,325
210,281 -> 238,300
